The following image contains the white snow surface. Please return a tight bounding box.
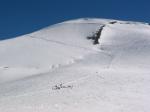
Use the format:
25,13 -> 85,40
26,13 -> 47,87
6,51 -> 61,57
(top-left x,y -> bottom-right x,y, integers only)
0,18 -> 150,112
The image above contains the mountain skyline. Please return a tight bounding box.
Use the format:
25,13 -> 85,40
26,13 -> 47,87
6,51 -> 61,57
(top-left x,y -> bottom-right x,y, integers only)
0,0 -> 150,39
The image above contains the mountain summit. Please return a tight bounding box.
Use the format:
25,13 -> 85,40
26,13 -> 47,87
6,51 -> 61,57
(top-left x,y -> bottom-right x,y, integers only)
0,18 -> 150,112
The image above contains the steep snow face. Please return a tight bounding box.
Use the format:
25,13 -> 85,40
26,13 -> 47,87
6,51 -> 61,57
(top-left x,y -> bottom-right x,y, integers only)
100,22 -> 150,70
0,18 -> 150,112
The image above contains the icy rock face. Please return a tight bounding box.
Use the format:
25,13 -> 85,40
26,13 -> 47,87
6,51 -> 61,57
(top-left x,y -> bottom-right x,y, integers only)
0,18 -> 150,112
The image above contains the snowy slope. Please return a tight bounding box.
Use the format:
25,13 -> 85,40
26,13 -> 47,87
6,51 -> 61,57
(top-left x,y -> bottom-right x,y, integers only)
0,18 -> 150,112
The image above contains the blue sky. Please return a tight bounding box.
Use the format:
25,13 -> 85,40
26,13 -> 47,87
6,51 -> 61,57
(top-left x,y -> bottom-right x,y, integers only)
0,0 -> 150,39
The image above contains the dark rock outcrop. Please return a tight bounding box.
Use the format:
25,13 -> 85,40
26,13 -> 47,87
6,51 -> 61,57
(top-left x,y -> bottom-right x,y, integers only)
87,25 -> 105,45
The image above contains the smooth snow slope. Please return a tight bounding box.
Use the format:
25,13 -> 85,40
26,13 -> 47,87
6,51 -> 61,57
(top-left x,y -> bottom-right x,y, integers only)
0,18 -> 150,112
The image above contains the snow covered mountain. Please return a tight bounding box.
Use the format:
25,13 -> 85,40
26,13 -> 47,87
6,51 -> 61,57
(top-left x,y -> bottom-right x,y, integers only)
0,18 -> 150,112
